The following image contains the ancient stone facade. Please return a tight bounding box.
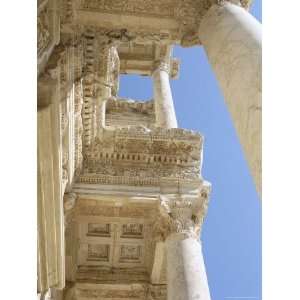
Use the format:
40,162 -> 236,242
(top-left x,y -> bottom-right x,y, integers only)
37,1 -> 261,299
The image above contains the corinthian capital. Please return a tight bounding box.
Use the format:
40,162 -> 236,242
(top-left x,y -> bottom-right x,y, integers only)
156,182 -> 211,240
152,58 -> 180,79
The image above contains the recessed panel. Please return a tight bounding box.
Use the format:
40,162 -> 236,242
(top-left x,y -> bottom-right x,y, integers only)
121,223 -> 144,239
119,245 -> 142,263
87,244 -> 110,262
87,223 -> 111,237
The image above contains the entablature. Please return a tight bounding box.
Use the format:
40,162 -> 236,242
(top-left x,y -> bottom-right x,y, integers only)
81,127 -> 203,184
60,0 -> 252,47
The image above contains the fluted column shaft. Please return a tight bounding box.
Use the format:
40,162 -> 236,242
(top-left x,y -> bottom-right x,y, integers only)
199,1 -> 262,195
152,61 -> 178,128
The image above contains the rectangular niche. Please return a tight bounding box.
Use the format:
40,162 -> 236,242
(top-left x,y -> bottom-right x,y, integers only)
119,245 -> 142,263
87,244 -> 110,262
121,223 -> 143,239
87,223 -> 111,237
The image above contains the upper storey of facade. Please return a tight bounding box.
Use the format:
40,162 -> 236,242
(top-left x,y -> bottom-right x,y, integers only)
38,0 -> 207,191
59,0 -> 252,45
38,0 -> 252,75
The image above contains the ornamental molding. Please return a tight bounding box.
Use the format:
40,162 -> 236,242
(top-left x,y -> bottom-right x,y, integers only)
76,200 -> 157,219
77,174 -> 202,188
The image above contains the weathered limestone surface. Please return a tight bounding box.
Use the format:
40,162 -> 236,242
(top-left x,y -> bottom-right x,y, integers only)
37,1 -> 261,299
38,103 -> 65,292
199,1 -> 262,195
37,0 -> 60,75
166,237 -> 210,300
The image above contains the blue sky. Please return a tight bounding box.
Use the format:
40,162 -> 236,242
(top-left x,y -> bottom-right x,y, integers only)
119,2 -> 262,299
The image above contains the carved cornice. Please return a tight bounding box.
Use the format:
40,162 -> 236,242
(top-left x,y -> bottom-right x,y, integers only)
81,127 -> 202,182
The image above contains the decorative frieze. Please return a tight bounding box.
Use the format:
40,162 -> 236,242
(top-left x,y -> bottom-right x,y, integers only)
82,127 -> 202,182
73,0 -> 252,47
77,201 -> 157,219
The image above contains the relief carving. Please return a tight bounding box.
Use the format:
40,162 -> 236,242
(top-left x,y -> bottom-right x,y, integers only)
80,0 -> 176,18
82,127 -> 202,180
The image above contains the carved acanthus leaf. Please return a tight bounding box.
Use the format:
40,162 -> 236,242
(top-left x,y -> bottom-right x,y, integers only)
155,183 -> 211,240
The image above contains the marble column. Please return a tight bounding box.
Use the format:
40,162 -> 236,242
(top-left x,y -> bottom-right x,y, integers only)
152,61 -> 178,128
166,235 -> 211,300
199,1 -> 262,195
160,184 -> 211,300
